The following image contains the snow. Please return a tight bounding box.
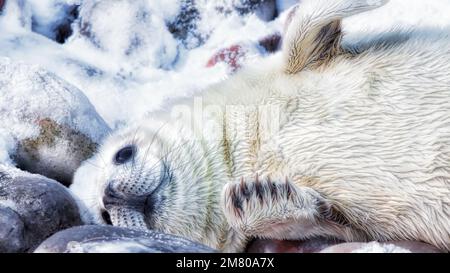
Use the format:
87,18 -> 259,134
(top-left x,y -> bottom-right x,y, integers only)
0,0 -> 282,129
0,57 -> 109,143
1,0 -> 450,162
0,131 -> 13,164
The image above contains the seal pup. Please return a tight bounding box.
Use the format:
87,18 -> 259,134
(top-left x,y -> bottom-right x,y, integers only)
71,0 -> 450,252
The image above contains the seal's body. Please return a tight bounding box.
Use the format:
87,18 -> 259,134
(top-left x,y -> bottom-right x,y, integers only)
71,0 -> 450,252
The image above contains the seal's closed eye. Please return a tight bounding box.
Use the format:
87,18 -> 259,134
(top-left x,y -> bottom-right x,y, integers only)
114,145 -> 135,164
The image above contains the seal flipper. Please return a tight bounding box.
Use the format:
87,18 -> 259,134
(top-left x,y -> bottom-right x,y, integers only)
283,0 -> 389,73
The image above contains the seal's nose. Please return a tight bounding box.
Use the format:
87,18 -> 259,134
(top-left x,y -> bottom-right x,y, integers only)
102,182 -> 122,207
102,182 -> 147,209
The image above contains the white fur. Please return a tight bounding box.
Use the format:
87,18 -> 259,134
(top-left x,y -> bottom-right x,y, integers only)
72,0 -> 450,252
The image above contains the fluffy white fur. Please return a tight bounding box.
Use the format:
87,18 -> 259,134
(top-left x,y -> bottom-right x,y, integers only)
71,0 -> 450,252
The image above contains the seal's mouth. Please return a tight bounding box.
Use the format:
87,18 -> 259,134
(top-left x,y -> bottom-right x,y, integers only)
102,162 -> 174,231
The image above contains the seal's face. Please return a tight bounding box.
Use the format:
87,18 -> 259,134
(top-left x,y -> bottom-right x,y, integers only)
73,124 -> 217,244
97,126 -> 172,231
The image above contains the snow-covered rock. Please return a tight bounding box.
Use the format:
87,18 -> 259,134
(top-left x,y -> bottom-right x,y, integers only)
0,0 -> 33,30
27,0 -> 80,43
248,239 -> 444,253
0,58 -> 110,185
275,0 -> 297,13
215,0 -> 277,21
320,241 -> 443,253
167,0 -> 203,49
0,0 -> 282,128
0,131 -> 13,165
35,225 -> 216,253
76,0 -> 179,71
0,165 -> 82,252
247,238 -> 341,253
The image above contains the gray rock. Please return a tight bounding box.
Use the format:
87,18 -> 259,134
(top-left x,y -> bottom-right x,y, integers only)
0,165 -> 82,252
0,58 -> 110,185
35,225 -> 217,253
0,206 -> 24,253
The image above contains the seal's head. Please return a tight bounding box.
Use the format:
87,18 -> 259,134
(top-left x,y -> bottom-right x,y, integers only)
70,122 -> 227,247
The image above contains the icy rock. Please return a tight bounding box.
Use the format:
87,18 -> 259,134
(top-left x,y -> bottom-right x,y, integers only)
247,239 -> 444,253
27,0 -> 80,43
247,238 -> 342,253
215,0 -> 277,22
76,0 -> 179,70
275,0 -> 298,13
167,0 -> 204,49
0,206 -> 24,253
35,225 -> 217,253
320,241 -> 443,253
168,0 -> 277,49
0,58 -> 110,185
0,165 -> 82,253
234,0 -> 277,21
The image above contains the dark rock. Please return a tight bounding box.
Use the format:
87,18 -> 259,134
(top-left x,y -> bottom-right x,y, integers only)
388,241 -> 444,253
53,5 -> 79,44
22,1 -> 80,44
35,225 -> 217,253
0,166 -> 82,252
258,33 -> 281,53
216,0 -> 277,21
0,0 -> 5,13
247,238 -> 444,253
234,0 -> 277,21
0,206 -> 25,253
168,0 -> 277,49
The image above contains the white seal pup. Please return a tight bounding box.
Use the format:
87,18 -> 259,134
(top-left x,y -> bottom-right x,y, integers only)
71,0 -> 450,252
